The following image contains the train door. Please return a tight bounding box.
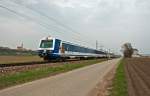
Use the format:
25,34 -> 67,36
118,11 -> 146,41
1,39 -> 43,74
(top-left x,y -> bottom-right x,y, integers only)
53,39 -> 61,54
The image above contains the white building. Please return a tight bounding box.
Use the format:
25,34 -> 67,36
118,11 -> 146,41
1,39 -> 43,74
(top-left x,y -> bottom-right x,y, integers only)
132,49 -> 140,57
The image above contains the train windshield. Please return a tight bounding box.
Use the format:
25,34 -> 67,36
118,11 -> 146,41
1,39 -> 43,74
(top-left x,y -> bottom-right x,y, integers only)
40,40 -> 53,48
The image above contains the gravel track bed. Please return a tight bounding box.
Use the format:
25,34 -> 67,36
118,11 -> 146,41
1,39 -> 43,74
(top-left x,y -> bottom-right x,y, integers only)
0,60 -> 88,75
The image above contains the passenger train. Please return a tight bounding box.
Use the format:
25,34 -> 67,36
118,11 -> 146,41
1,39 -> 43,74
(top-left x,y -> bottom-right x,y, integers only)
38,36 -> 108,60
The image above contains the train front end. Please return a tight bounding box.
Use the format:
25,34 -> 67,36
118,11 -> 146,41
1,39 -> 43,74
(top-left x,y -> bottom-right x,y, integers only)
38,36 -> 61,60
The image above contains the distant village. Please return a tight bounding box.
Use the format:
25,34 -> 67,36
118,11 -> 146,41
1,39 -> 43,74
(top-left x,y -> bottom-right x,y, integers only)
0,43 -> 37,56
0,43 -> 31,51
16,43 -> 31,51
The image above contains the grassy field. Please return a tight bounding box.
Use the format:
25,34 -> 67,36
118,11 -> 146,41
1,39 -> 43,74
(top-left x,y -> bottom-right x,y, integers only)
0,56 -> 43,64
0,59 -> 106,90
110,59 -> 127,96
0,47 -> 37,56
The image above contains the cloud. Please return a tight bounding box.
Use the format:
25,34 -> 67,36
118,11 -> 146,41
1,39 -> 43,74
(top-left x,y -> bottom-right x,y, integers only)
10,0 -> 39,5
0,16 -> 44,49
0,0 -> 150,53
51,0 -> 97,8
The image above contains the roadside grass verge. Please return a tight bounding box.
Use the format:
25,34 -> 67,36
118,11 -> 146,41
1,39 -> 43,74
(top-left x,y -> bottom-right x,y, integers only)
110,59 -> 127,96
0,59 -> 106,90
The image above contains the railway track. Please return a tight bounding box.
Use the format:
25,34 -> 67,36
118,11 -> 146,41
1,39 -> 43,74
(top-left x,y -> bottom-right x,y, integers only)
0,61 -> 49,67
0,59 -> 81,68
0,59 -> 105,74
0,61 -> 53,74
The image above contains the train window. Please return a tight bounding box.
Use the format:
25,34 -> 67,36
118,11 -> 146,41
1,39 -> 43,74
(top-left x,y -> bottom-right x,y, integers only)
40,40 -> 53,48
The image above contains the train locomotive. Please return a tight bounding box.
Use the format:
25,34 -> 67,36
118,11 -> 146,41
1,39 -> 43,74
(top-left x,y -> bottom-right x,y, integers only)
38,36 -> 107,60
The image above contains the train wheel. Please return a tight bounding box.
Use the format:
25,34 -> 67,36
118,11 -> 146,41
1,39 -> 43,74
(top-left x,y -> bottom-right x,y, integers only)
61,57 -> 66,62
43,57 -> 49,61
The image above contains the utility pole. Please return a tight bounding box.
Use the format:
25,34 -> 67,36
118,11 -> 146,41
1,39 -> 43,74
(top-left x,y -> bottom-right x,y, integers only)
108,49 -> 111,59
21,42 -> 23,48
96,40 -> 98,50
100,45 -> 104,51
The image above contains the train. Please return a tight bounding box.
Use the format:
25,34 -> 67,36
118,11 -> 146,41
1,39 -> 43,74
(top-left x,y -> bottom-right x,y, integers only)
38,36 -> 113,61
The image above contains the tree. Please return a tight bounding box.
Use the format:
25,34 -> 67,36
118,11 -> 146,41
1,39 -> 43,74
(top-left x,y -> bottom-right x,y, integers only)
121,43 -> 134,58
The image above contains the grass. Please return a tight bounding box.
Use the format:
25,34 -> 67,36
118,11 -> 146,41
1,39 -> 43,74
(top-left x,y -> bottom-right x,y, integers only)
0,59 -> 105,90
0,56 -> 43,64
0,48 -> 37,56
110,59 -> 128,96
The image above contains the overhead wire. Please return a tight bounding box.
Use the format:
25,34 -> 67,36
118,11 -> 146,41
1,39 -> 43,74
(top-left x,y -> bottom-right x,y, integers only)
8,0 -> 96,46
0,0 -> 96,48
0,4 -> 72,39
0,4 -> 86,46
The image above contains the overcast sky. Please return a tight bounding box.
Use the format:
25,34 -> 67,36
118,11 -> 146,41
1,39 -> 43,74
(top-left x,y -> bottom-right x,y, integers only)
0,0 -> 150,54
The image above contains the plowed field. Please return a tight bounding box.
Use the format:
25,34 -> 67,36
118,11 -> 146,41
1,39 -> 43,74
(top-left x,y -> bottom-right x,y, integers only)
125,57 -> 150,96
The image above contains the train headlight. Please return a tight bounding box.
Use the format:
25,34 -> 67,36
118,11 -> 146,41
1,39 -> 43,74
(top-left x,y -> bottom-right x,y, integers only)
43,50 -> 52,54
44,50 -> 47,53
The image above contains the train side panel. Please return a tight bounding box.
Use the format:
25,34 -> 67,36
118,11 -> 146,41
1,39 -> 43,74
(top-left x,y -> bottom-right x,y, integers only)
38,36 -> 114,60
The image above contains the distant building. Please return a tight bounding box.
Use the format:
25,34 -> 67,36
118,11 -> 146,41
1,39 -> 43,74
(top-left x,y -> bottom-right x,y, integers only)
132,49 -> 140,57
17,43 -> 26,51
141,54 -> 150,57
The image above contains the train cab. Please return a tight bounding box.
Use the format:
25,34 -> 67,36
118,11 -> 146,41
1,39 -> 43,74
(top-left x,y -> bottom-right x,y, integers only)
38,36 -> 61,60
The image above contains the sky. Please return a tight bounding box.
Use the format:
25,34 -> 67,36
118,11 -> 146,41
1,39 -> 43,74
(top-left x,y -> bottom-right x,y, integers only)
0,0 -> 150,54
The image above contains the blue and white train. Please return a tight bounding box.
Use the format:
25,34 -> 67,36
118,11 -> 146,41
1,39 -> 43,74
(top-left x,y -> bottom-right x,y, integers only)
38,36 -> 107,60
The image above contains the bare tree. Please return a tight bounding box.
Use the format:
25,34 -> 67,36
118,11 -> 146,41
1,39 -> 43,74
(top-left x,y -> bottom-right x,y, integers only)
121,43 -> 134,58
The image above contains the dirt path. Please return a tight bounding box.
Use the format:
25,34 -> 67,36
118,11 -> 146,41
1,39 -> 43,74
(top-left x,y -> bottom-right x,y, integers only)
0,59 -> 119,96
88,60 -> 118,96
125,57 -> 150,96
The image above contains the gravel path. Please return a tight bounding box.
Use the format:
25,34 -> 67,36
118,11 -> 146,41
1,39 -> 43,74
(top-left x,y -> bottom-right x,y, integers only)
0,59 -> 119,96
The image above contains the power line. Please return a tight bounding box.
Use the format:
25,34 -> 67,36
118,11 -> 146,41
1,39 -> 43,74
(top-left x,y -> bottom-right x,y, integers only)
0,1 -> 96,47
0,5 -> 82,44
0,5 -> 65,37
8,0 -> 95,46
7,1 -> 81,36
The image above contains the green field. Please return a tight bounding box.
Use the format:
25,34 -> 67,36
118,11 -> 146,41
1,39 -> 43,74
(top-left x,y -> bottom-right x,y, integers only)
0,47 -> 37,56
0,56 -> 43,64
110,59 -> 127,96
0,59 -> 106,90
